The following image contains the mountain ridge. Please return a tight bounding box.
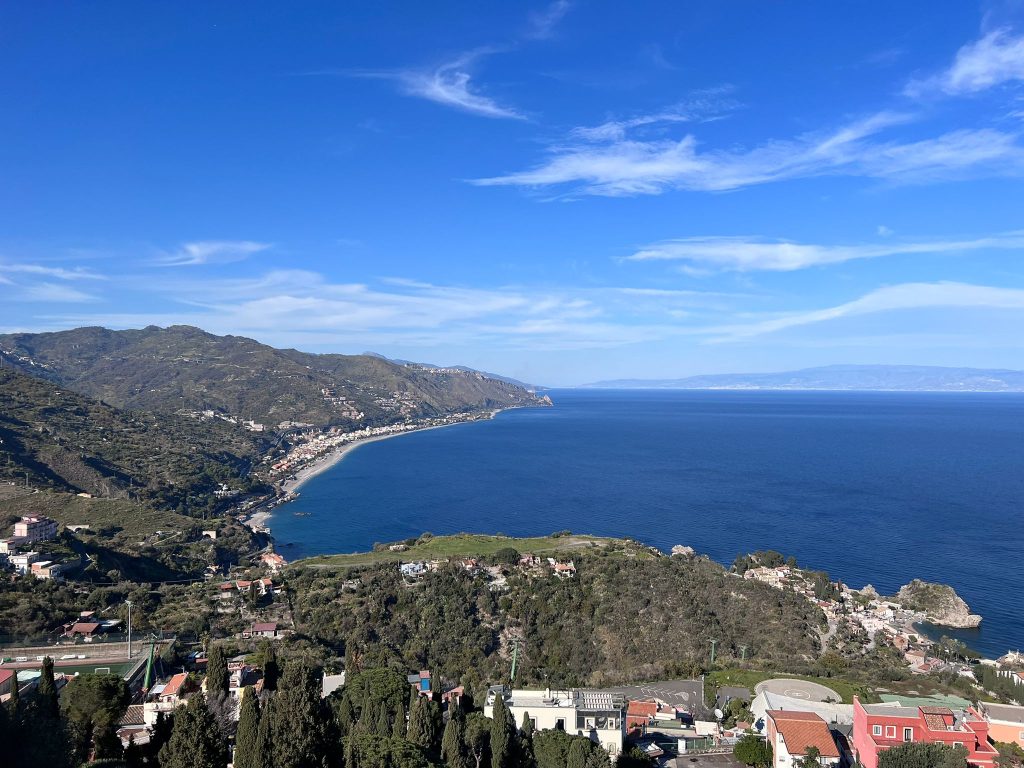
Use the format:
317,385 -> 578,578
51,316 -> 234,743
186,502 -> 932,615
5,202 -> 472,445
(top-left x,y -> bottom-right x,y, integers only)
581,364 -> 1024,392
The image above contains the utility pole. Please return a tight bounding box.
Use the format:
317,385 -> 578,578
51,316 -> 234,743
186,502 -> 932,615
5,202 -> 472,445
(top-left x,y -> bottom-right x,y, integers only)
510,638 -> 520,683
709,639 -> 718,667
126,600 -> 133,659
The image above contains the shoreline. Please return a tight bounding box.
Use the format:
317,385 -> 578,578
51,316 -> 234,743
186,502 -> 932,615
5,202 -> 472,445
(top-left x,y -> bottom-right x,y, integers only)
253,408 -> 509,528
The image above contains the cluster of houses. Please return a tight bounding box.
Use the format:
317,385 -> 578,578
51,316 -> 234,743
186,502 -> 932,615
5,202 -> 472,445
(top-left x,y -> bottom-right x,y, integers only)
397,554 -> 576,585
0,515 -> 77,581
742,564 -> 973,677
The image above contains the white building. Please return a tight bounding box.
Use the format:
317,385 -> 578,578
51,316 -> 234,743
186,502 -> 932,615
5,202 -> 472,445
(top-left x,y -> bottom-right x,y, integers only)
485,687 -> 625,756
766,711 -> 842,768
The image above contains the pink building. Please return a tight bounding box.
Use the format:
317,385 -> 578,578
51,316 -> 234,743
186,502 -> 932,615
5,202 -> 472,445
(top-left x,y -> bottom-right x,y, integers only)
852,698 -> 998,768
13,516 -> 57,543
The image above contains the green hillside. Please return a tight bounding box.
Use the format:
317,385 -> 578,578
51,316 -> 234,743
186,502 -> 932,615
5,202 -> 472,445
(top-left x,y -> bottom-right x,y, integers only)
0,325 -> 546,430
0,366 -> 266,514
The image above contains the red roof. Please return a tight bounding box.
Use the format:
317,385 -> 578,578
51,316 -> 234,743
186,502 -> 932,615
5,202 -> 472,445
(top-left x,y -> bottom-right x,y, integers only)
628,700 -> 659,719
768,711 -> 840,759
252,622 -> 277,632
69,622 -> 102,635
162,672 -> 188,697
0,669 -> 13,688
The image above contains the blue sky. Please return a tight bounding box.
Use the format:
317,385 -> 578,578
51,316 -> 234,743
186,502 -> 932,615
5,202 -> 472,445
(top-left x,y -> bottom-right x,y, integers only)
2,1 -> 1024,385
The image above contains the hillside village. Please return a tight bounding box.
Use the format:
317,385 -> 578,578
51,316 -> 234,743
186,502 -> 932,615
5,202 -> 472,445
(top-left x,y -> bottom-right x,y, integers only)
3,522 -> 1024,768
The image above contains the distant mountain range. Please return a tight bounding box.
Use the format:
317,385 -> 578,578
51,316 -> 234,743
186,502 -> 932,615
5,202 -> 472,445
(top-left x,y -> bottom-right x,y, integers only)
581,365 -> 1024,392
363,352 -> 544,391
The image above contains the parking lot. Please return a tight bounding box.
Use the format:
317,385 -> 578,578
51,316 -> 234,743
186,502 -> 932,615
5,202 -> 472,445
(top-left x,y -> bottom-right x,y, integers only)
590,678 -> 707,714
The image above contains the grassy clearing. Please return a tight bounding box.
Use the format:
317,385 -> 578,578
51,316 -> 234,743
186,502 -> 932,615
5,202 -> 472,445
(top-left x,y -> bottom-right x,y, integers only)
297,532 -> 635,568
706,667 -> 874,704
0,491 -> 195,537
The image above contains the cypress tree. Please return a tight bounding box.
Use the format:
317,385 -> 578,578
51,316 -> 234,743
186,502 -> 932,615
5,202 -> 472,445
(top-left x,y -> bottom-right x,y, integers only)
261,642 -> 279,692
337,695 -> 356,737
38,657 -> 58,719
270,661 -> 329,768
490,695 -> 513,768
407,696 -> 430,747
392,701 -> 406,738
567,738 -> 588,768
124,736 -> 143,768
233,688 -> 261,768
206,643 -> 229,698
408,686 -> 419,716
441,711 -> 469,768
375,701 -> 390,736
344,736 -> 357,768
159,694 -> 229,768
426,699 -> 443,754
255,696 -> 275,768
519,711 -> 535,768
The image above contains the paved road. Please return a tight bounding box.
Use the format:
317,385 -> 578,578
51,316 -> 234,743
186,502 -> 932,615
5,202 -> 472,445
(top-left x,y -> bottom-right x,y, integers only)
591,678 -> 707,712
668,753 -> 746,768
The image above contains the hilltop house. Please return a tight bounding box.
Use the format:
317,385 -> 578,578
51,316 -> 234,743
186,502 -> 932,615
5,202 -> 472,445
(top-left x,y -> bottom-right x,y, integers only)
852,698 -> 998,768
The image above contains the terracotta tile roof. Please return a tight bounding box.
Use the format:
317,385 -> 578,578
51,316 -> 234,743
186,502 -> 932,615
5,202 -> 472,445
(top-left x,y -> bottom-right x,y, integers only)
252,622 -> 277,632
768,711 -> 840,758
162,672 -> 188,697
119,704 -> 146,726
628,700 -> 659,719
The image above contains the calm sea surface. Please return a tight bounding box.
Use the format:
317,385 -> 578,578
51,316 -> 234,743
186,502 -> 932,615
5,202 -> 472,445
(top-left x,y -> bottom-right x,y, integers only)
269,390 -> 1024,658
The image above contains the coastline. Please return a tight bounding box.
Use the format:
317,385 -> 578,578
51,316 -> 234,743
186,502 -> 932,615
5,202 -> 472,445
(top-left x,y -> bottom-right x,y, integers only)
255,408 -> 509,527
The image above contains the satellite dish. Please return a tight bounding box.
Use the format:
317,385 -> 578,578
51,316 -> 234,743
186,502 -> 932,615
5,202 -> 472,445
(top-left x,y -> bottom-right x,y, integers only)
714,708 -> 724,720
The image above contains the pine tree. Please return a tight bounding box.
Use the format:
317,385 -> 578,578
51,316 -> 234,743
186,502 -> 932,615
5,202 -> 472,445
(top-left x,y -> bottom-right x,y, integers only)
159,694 -> 229,768
567,738 -> 588,768
490,695 -> 513,768
270,661 -> 330,768
442,710 -> 469,768
392,701 -> 407,738
206,643 -> 229,698
234,688 -> 261,768
38,657 -> 58,719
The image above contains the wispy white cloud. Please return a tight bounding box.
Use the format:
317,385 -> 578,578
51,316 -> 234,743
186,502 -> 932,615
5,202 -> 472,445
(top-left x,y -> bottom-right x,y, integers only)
906,28 -> 1024,97
19,282 -> 98,303
346,50 -> 526,120
569,95 -> 738,142
156,240 -> 272,267
526,0 -> 572,41
0,262 -> 104,280
706,282 -> 1024,342
626,231 -> 1024,272
471,109 -> 1024,196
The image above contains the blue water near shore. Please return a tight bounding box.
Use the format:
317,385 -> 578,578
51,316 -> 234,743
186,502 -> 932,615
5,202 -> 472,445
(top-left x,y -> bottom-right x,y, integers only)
270,389 -> 1024,658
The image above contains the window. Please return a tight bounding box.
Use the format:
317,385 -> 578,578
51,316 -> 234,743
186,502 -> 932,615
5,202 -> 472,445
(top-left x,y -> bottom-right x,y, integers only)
903,728 -> 913,742
953,742 -> 963,748
885,726 -> 896,739
873,725 -> 882,737
555,719 -> 565,731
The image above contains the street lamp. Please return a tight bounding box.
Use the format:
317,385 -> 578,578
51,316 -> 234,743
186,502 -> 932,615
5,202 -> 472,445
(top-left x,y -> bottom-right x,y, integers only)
126,600 -> 133,659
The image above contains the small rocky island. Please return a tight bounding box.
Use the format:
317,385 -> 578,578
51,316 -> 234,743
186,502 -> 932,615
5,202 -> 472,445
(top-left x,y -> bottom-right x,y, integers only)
896,579 -> 983,628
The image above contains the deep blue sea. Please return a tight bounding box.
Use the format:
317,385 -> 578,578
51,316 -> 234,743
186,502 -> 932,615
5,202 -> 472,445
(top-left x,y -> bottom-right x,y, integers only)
269,390 -> 1024,659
